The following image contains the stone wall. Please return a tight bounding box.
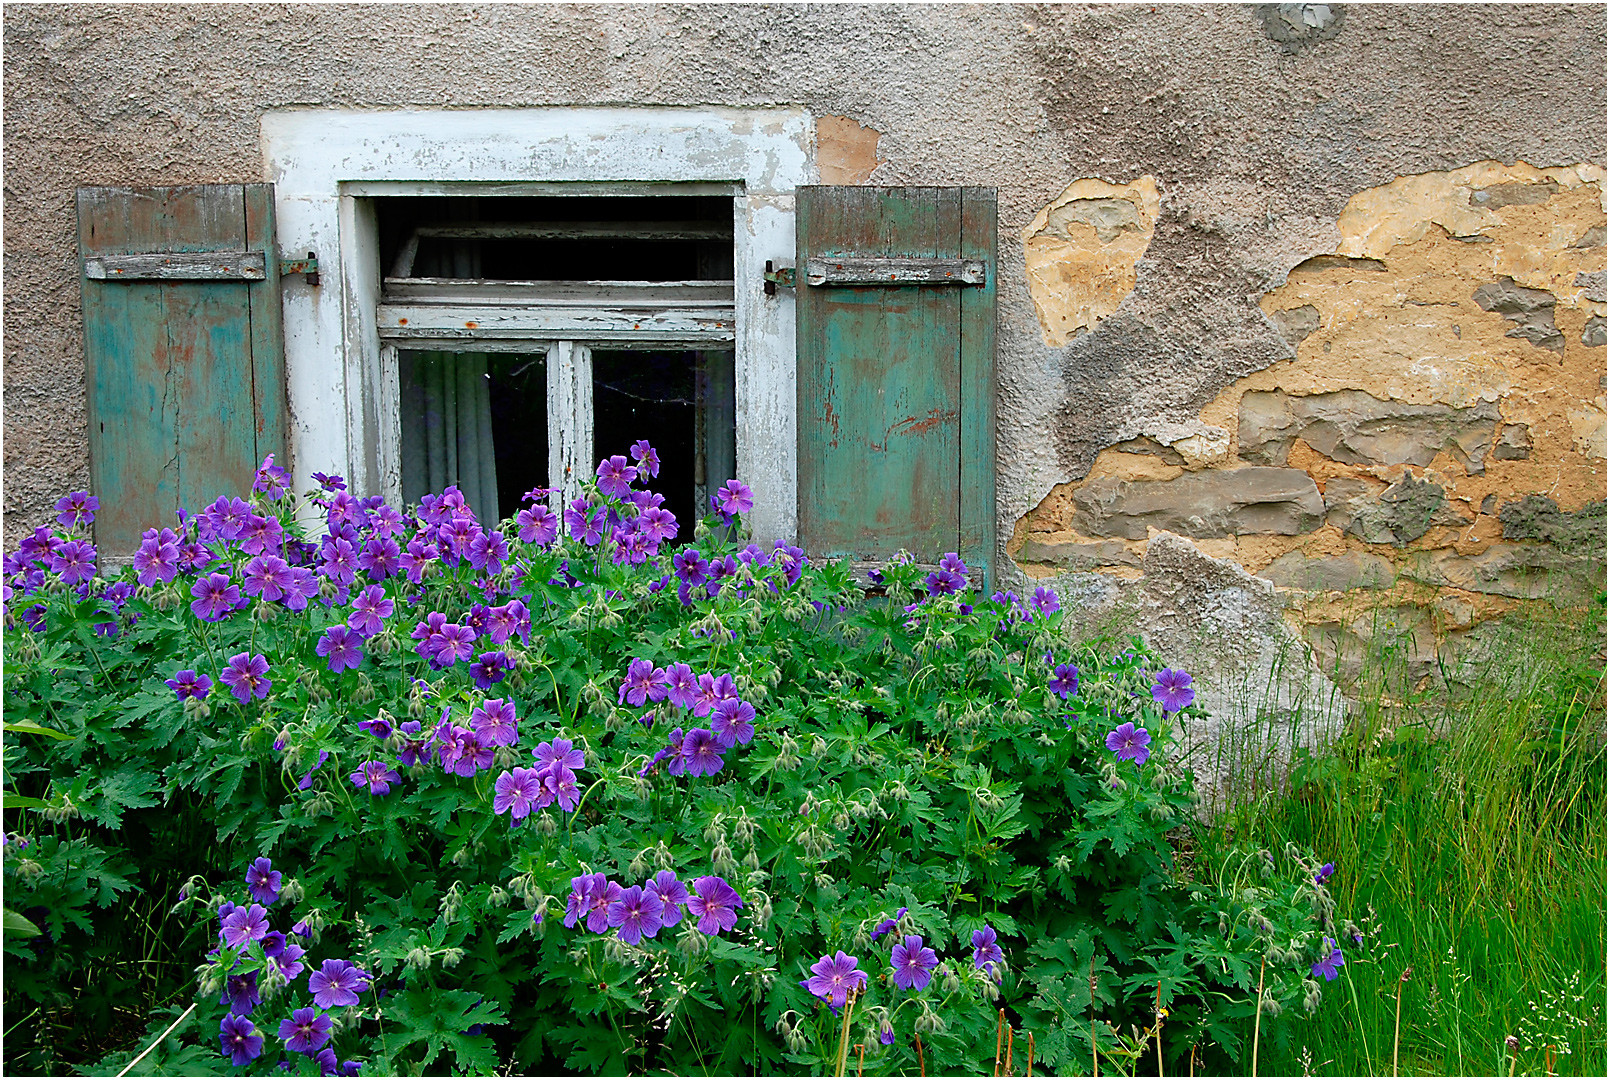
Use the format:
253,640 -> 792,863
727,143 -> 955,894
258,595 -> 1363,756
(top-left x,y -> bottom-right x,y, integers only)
1012,161 -> 1606,696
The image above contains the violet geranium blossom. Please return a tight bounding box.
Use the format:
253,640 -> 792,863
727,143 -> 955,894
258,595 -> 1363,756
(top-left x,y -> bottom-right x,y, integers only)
595,455 -> 638,500
802,950 -> 869,1009
1151,668 -> 1196,713
890,934 -> 940,991
219,652 -> 272,704
219,1015 -> 264,1067
307,959 -> 370,1009
220,903 -> 270,948
245,857 -> 281,905
686,875 -> 744,936
493,767 -> 544,822
1105,722 -> 1152,765
1310,938 -> 1345,982
316,626 -> 364,674
972,925 -> 1005,979
349,760 -> 400,796
1048,663 -> 1080,700
645,871 -> 689,928
606,885 -> 666,945
165,668 -> 213,701
277,1007 -> 333,1055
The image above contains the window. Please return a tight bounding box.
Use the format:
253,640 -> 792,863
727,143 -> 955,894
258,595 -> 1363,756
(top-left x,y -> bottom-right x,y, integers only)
262,108 -> 811,542
371,194 -> 736,528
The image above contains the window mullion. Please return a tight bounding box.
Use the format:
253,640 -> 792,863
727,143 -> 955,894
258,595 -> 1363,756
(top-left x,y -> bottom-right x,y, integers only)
547,340 -> 594,514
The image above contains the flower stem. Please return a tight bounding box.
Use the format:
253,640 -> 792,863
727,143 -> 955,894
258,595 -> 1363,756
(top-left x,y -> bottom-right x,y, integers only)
1252,954 -> 1266,1079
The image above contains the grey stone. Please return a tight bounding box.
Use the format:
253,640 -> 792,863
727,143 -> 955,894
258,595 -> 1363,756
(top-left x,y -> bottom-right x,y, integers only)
1260,550 -> 1396,591
1468,180 -> 1560,208
1472,277 -> 1565,353
1323,475 -> 1387,529
1269,304 -> 1321,345
1132,533 -> 1347,812
1238,389 -> 1501,474
1111,436 -> 1186,466
1254,4 -> 1345,53
1401,542 -> 1600,600
1067,467 -> 1325,540
1491,422 -> 1532,460
1584,316 -> 1607,349
1014,536 -> 1142,570
1304,604 -> 1446,688
1342,473 -> 1466,545
1498,495 -> 1606,556
1571,225 -> 1608,249
1575,271 -> 1607,304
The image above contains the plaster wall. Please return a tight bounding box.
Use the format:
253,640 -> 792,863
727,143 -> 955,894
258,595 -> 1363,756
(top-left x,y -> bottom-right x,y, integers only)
5,5 -> 1606,718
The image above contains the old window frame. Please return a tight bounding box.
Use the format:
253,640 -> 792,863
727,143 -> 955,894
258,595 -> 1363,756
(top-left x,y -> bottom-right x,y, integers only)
261,108 -> 810,542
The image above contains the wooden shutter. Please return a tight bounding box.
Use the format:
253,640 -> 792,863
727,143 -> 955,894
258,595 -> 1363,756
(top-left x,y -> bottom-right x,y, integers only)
77,185 -> 287,553
796,186 -> 997,586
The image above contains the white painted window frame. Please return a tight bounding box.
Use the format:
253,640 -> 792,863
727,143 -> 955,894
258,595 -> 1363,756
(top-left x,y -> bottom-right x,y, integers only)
261,108 -> 811,544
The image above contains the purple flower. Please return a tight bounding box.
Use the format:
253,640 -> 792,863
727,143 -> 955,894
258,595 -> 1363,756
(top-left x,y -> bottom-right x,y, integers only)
564,873 -> 602,929
165,668 -> 213,701
396,720 -> 431,768
710,698 -> 756,748
879,1019 -> 896,1045
245,857 -> 282,905
586,878 -> 624,934
972,925 -> 1005,979
311,471 -> 347,492
686,875 -> 743,935
691,673 -> 738,718
133,528 -> 182,586
1311,938 -> 1345,982
469,650 -> 512,690
349,760 -> 400,795
270,938 -> 307,981
278,1007 -> 333,1055
681,728 -> 726,777
347,585 -> 394,639
220,652 -> 272,704
645,871 -> 689,928
1314,862 -> 1336,886
871,906 -> 908,941
515,505 -> 559,546
296,750 -> 330,791
533,737 -> 585,773
253,454 -> 290,499
190,572 -> 241,622
925,567 -> 966,596
471,698 -> 519,747
539,763 -> 581,812
1151,668 -> 1195,713
493,767 -> 544,822
630,439 -> 661,478
662,662 -> 698,709
1105,722 -> 1152,765
219,1014 -> 264,1067
713,479 -> 753,516
357,715 -> 393,740
467,530 -> 509,575
565,499 -> 605,546
221,968 -> 262,1016
596,454 -> 639,500
607,885 -> 666,945
1049,663 -> 1079,701
638,506 -> 678,546
316,626 -> 365,674
803,950 -> 869,1009
358,536 -> 401,579
220,903 -> 270,948
308,959 -> 370,1009
890,934 -> 939,991
54,491 -> 100,529
1030,586 -> 1061,617
242,555 -> 295,603
673,548 -> 709,586
44,538 -> 97,587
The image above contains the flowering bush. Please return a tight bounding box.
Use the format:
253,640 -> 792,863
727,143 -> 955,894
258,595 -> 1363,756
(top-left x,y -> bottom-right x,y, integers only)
3,448 -> 1349,1075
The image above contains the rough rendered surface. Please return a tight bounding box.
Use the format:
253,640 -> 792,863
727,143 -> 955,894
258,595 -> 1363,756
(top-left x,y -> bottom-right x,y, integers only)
4,4 -> 1605,710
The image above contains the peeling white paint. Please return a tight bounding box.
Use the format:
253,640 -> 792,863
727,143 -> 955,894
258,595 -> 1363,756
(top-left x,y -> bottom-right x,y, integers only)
261,107 -> 812,544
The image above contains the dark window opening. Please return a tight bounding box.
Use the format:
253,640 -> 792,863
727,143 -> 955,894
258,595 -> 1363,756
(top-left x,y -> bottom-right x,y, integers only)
398,351 -> 547,525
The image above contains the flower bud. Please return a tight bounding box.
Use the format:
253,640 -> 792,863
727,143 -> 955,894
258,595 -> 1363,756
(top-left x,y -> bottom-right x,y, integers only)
404,946 -> 433,971
280,878 -> 305,905
628,851 -> 650,880
536,812 -> 558,836
940,963 -> 961,994
441,947 -> 466,968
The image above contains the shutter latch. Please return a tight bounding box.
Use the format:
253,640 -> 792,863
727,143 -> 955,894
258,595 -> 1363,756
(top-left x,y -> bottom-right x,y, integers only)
279,251 -> 320,287
763,261 -> 795,296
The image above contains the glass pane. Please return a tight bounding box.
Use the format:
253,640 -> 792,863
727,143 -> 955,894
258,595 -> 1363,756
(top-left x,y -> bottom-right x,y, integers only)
399,351 -> 548,524
592,350 -> 735,535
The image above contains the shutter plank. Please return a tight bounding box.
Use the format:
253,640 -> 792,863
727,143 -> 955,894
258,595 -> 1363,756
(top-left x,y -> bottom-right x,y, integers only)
959,187 -> 998,589
798,187 -> 970,565
78,185 -> 285,553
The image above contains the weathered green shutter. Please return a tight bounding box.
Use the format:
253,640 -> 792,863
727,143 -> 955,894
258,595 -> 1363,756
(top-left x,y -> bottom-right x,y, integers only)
77,185 -> 287,553
796,186 -> 997,586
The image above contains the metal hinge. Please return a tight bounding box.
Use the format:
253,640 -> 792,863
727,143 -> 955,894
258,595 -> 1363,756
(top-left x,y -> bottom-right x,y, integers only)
763,260 -> 795,296
279,251 -> 320,286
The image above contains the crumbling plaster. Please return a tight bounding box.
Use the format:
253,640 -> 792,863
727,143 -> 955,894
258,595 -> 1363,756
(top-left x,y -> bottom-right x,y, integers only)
5,6 -> 1606,627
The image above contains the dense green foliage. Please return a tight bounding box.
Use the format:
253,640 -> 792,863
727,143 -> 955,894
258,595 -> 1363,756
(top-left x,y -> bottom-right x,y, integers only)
4,460 -> 1346,1076
1200,603 -> 1608,1077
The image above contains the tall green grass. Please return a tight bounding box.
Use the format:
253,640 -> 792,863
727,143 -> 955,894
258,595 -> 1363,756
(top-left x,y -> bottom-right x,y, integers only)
1197,601 -> 1607,1076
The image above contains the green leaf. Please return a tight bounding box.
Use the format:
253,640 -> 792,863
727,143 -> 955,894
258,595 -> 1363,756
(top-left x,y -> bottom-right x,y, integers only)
3,907 -> 42,938
2,719 -> 70,740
